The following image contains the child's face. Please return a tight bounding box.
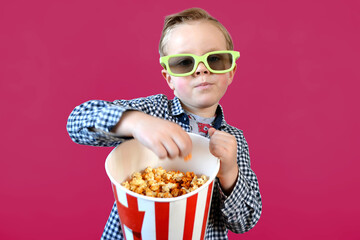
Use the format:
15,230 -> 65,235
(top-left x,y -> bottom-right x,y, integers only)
162,21 -> 236,116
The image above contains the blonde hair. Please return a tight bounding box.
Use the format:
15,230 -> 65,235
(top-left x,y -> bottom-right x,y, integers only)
159,8 -> 234,56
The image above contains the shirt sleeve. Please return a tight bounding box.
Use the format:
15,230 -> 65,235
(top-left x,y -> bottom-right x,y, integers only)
66,95 -> 165,147
218,128 -> 262,233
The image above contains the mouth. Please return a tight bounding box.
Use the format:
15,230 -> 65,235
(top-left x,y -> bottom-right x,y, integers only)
195,82 -> 212,88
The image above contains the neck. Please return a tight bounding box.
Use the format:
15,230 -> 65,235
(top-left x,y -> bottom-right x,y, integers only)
182,104 -> 218,118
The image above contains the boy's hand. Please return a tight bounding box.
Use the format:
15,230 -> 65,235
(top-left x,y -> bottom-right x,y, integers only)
113,111 -> 192,159
208,127 -> 239,195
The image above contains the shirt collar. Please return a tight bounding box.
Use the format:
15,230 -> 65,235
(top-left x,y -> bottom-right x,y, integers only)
214,104 -> 228,129
170,96 -> 185,116
170,97 -> 228,129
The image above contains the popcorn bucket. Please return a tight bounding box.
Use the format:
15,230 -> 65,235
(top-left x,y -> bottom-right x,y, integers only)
105,133 -> 220,240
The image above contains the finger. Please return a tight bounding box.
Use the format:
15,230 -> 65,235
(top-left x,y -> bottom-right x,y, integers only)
173,132 -> 192,157
208,127 -> 217,137
161,137 -> 181,159
209,141 -> 227,158
210,130 -> 236,145
135,133 -> 168,159
152,141 -> 169,159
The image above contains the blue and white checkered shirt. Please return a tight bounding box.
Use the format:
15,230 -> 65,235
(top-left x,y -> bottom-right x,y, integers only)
66,94 -> 262,239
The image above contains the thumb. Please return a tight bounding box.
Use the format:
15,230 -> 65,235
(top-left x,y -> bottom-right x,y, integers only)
208,127 -> 216,137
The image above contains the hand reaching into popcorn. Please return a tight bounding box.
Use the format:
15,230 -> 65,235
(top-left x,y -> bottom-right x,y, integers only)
112,111 -> 192,159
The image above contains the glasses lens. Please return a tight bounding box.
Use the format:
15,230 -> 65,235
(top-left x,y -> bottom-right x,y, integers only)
207,53 -> 233,71
168,56 -> 195,74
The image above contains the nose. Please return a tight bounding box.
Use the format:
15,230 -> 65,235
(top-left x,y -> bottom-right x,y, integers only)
195,62 -> 209,75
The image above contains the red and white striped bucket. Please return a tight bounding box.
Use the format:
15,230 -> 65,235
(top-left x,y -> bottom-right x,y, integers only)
105,133 -> 220,240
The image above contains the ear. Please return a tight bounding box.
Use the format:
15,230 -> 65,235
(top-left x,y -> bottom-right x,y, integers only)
162,69 -> 175,90
227,64 -> 237,85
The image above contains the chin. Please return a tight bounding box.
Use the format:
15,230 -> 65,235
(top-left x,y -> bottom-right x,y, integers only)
198,95 -> 220,103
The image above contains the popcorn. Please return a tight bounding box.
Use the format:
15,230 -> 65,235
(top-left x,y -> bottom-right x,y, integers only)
121,166 -> 208,198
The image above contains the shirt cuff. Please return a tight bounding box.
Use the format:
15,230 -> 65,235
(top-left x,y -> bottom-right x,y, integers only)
220,171 -> 250,215
94,105 -> 125,132
89,106 -> 138,145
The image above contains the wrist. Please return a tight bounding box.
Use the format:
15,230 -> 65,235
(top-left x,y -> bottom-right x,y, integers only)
112,110 -> 144,137
217,165 -> 238,195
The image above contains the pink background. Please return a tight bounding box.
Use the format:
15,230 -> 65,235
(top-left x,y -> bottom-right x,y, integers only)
1,0 -> 359,239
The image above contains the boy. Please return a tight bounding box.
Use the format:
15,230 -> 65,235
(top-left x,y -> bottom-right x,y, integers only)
67,8 -> 262,239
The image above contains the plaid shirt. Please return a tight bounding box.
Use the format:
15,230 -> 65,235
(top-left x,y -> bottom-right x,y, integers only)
67,94 -> 262,239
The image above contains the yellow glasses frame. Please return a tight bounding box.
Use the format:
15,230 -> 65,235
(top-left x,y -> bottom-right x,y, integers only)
160,50 -> 240,77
